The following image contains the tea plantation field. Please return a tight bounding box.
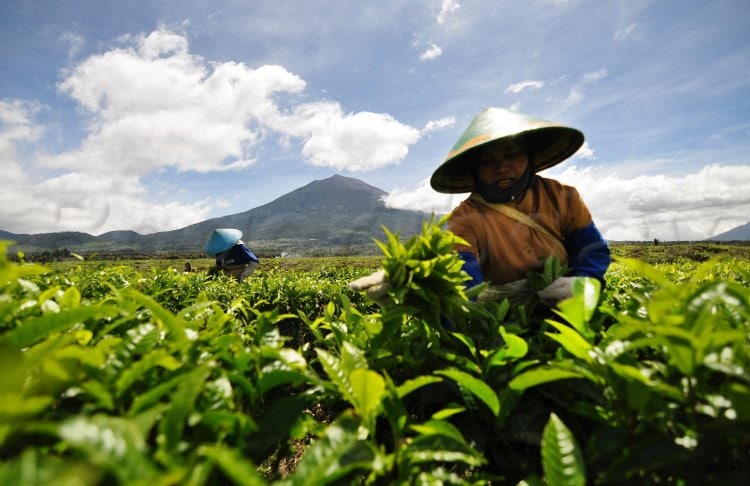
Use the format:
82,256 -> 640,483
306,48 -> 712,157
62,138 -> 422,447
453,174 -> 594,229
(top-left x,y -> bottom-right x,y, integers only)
1,228 -> 748,485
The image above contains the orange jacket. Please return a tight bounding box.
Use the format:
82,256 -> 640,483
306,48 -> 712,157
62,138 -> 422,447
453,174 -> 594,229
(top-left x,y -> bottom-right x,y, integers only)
447,176 -> 607,284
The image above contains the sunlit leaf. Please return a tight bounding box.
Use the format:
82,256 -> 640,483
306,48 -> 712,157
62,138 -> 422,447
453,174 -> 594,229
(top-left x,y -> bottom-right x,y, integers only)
58,415 -> 158,483
400,433 -> 485,467
201,445 -> 264,486
2,306 -> 119,348
277,413 -> 381,485
545,320 -> 594,362
350,368 -> 386,418
396,375 -> 444,398
541,413 -> 586,486
509,365 -> 591,391
436,369 -> 500,416
316,348 -> 355,405
554,277 -> 600,340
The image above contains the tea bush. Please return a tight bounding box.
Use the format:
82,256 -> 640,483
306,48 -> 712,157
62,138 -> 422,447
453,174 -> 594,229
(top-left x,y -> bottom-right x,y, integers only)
1,226 -> 748,485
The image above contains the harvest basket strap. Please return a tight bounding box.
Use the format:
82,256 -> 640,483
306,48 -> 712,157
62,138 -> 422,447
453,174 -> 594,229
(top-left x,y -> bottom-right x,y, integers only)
469,193 -> 566,256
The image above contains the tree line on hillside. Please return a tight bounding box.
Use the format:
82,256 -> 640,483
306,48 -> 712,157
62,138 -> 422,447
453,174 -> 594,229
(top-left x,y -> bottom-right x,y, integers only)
9,243 -> 384,263
8,241 -> 750,266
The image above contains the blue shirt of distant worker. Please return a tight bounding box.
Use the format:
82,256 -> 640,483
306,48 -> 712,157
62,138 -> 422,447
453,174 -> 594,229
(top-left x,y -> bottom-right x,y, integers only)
204,228 -> 259,282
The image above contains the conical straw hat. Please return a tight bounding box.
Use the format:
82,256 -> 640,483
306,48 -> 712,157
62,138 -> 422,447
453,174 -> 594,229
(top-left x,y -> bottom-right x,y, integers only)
204,228 -> 243,255
430,107 -> 584,194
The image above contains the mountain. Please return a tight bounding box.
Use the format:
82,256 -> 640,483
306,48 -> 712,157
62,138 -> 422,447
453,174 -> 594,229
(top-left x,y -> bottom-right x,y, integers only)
1,175 -> 433,256
708,222 -> 750,241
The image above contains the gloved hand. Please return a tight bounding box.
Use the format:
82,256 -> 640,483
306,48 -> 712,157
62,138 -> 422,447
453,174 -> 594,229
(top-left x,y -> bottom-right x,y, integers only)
348,269 -> 390,303
537,276 -> 579,306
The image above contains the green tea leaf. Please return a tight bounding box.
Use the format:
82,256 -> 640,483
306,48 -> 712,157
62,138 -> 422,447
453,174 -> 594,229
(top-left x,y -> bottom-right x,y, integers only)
2,306 -> 118,348
115,349 -> 182,397
316,348 -> 355,405
58,415 -> 158,483
158,366 -> 209,457
509,365 -> 590,391
553,277 -> 600,340
128,374 -> 184,415
486,328 -> 529,369
396,375 -> 444,398
400,433 -> 485,467
201,445 -> 264,486
545,320 -> 594,362
349,368 -> 386,418
436,369 -> 500,416
0,393 -> 55,420
278,412 -> 381,485
410,419 -> 465,442
541,413 -> 586,486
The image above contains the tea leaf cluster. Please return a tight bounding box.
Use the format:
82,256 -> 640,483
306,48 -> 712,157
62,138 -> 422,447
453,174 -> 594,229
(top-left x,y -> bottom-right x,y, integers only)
1,229 -> 749,485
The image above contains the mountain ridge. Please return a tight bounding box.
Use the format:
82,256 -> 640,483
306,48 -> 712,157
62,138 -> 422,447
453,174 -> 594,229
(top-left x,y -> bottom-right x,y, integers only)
707,222 -> 750,241
1,175 -> 431,255
4,176 -> 747,255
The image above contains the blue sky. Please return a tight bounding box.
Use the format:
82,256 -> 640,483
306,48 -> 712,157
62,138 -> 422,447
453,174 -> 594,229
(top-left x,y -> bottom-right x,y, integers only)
1,0 -> 749,241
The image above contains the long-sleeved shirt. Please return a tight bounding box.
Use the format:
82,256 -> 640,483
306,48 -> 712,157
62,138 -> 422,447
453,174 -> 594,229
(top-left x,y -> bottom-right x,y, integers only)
447,175 -> 610,286
215,243 -> 259,268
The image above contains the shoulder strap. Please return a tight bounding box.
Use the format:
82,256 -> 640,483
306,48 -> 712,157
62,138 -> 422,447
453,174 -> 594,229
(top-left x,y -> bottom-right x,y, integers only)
469,193 -> 566,256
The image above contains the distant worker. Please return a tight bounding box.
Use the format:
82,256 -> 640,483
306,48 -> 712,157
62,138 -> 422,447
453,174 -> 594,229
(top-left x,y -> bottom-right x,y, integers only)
204,228 -> 259,282
352,107 -> 610,305
183,261 -> 194,272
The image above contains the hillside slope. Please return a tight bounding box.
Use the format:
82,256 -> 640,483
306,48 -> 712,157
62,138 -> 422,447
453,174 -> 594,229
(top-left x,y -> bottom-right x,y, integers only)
2,175 -> 432,254
708,222 -> 750,241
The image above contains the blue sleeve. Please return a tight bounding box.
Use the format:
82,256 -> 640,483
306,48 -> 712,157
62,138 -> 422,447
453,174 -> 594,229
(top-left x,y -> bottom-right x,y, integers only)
219,244 -> 259,265
458,251 -> 484,288
439,252 -> 484,331
242,245 -> 259,263
564,222 -> 610,284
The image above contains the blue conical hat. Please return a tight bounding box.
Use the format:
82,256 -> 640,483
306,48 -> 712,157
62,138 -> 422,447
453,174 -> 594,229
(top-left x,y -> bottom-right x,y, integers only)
430,107 -> 584,194
204,228 -> 242,255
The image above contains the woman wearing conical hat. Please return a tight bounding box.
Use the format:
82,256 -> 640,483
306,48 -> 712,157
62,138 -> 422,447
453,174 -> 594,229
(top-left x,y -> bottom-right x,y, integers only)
351,107 -> 610,305
431,107 -> 610,303
204,228 -> 260,282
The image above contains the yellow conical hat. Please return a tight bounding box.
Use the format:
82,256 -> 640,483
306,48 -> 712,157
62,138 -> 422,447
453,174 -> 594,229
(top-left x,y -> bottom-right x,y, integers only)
430,107 -> 584,194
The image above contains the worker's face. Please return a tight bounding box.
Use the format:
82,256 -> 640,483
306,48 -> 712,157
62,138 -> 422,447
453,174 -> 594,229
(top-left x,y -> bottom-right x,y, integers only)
475,142 -> 529,188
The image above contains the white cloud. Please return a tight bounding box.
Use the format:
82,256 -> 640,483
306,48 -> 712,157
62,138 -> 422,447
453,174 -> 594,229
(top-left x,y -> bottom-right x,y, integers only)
0,99 -> 43,185
582,68 -> 608,84
0,28 -> 429,234
382,178 -> 458,214
437,0 -> 461,25
0,99 -> 43,145
52,27 -> 422,175
270,102 -> 421,171
420,42 -> 443,61
551,69 -> 607,111
53,29 -> 307,175
421,116 -> 456,134
614,23 -> 639,41
59,29 -> 202,118
505,80 -> 544,94
555,164 -> 750,241
383,163 -> 750,241
0,155 -> 219,234
575,142 -> 595,159
59,31 -> 85,60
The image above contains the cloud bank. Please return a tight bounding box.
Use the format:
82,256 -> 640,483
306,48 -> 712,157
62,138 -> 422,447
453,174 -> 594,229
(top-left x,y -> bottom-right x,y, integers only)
0,28 -> 434,235
383,163 -> 750,241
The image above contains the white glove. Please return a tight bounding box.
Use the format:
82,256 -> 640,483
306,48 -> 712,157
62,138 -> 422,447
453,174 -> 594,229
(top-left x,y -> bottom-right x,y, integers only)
348,269 -> 390,303
537,276 -> 579,306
